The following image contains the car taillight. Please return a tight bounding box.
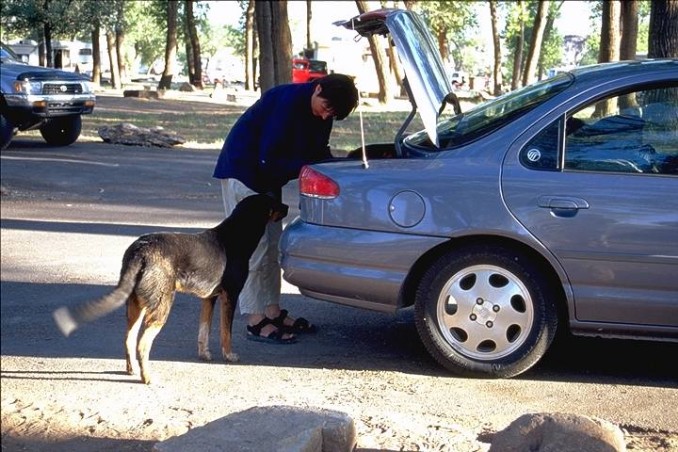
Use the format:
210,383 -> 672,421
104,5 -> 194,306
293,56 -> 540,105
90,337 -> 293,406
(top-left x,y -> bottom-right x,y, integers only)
299,165 -> 339,199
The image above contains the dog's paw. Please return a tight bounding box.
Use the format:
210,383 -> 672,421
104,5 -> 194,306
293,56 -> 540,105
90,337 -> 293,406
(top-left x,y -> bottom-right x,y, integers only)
141,371 -> 154,385
126,364 -> 139,376
223,351 -> 239,363
199,350 -> 213,362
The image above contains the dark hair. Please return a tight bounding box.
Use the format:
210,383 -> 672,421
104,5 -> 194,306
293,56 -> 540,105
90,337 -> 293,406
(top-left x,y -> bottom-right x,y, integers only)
315,74 -> 359,120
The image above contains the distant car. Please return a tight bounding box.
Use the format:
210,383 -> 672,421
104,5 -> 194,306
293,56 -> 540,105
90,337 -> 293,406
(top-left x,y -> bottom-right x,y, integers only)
280,9 -> 678,378
292,57 -> 328,83
0,42 -> 96,150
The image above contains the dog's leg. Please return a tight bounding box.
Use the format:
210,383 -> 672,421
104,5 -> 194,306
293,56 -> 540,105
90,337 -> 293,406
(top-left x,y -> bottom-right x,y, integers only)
137,292 -> 174,385
137,324 -> 162,385
219,291 -> 239,363
198,296 -> 217,361
125,298 -> 145,376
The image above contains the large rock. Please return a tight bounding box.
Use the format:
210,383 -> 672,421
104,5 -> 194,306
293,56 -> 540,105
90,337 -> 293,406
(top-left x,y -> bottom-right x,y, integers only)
98,122 -> 186,148
489,412 -> 626,452
153,405 -> 356,452
123,89 -> 164,99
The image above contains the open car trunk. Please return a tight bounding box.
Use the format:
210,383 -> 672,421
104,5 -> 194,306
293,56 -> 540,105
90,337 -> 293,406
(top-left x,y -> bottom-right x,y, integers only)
335,8 -> 455,151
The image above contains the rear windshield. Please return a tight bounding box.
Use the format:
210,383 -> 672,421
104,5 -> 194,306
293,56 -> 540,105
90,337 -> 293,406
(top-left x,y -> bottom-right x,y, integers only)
309,60 -> 327,72
406,73 -> 574,150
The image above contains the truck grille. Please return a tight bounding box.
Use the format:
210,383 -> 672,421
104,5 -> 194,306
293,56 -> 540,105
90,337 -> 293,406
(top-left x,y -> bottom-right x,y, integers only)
42,83 -> 83,95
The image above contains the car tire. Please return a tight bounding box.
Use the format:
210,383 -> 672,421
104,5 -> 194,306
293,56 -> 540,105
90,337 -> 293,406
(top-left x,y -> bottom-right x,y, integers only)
414,243 -> 558,378
1,113 -> 14,151
39,115 -> 82,146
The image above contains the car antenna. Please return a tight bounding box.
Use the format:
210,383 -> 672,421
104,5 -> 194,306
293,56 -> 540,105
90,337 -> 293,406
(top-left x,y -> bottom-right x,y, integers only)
359,91 -> 369,169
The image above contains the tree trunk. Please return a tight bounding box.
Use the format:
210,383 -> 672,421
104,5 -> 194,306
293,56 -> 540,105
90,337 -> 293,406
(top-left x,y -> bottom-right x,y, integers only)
245,0 -> 256,91
91,25 -> 101,85
106,31 -> 120,89
538,3 -> 560,81
594,1 -> 621,117
159,0 -> 179,90
387,39 -> 405,95
44,22 -> 53,68
186,0 -> 203,88
355,0 -> 391,104
306,0 -> 312,54
511,0 -> 525,90
185,39 -> 195,86
256,0 -> 292,93
437,28 -> 449,62
115,1 -> 127,85
648,0 -> 678,58
522,0 -> 548,86
619,0 -> 640,111
598,0 -> 621,63
489,1 -> 503,96
620,0 -> 639,60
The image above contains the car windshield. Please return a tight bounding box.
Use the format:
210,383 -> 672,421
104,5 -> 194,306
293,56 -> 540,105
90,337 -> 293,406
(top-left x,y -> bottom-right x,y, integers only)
406,72 -> 574,150
0,43 -> 22,63
309,60 -> 327,72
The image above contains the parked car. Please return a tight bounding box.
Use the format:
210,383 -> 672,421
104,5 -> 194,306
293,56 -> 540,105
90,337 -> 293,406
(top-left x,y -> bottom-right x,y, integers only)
292,57 -> 328,83
280,9 -> 678,378
0,42 -> 96,150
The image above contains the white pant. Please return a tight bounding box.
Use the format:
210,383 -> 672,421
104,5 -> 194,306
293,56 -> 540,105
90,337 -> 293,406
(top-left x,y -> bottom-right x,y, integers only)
220,179 -> 282,315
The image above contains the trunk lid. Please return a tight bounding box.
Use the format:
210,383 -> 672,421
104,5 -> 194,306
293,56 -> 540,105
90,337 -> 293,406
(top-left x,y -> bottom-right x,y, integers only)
335,9 -> 452,147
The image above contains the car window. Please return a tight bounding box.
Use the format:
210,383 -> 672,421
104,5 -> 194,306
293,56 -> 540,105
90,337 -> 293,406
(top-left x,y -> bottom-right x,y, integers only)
564,86 -> 678,175
520,119 -> 563,170
407,72 -> 573,151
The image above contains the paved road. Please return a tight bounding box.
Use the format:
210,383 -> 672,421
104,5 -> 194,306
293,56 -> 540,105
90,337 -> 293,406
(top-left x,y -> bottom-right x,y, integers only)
1,138 -> 677,451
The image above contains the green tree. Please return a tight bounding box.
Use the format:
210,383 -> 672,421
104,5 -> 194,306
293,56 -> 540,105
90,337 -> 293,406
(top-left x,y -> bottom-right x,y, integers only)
1,0 -> 87,67
521,0 -> 549,86
537,1 -> 564,81
503,1 -> 563,89
415,1 -> 477,71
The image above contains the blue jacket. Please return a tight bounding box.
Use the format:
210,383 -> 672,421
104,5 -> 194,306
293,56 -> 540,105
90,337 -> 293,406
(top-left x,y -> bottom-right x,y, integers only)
213,82 -> 333,194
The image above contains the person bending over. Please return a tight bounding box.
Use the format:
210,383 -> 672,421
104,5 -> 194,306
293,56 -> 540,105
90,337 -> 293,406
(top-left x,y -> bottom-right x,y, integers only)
213,73 -> 359,343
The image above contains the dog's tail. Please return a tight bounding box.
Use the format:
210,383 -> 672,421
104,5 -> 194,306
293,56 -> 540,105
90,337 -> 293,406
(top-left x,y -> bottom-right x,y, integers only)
53,257 -> 143,337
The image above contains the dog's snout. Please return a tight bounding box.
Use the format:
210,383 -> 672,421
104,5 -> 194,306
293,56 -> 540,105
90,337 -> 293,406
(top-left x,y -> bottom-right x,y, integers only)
271,203 -> 289,222
279,204 -> 289,218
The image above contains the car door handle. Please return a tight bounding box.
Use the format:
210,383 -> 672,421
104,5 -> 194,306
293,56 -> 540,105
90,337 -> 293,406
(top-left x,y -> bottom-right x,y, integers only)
538,196 -> 589,217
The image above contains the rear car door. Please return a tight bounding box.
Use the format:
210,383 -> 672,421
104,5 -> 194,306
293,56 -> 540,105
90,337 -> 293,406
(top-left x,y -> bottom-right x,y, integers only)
503,83 -> 678,329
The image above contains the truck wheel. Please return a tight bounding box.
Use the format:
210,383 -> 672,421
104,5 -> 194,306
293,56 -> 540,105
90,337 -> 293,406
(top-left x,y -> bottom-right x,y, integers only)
1,113 -> 14,150
40,115 -> 82,146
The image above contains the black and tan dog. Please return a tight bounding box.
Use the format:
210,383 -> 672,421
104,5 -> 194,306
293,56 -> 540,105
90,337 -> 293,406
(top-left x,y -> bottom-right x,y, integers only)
53,193 -> 288,384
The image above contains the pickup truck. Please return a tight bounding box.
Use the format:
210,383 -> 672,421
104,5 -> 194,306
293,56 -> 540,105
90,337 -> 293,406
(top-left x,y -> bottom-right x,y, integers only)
292,57 -> 328,84
1,42 -> 96,150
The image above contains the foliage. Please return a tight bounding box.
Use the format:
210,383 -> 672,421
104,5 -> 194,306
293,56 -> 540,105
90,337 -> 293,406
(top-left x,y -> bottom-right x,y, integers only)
1,0 -> 82,42
503,1 -> 564,86
124,0 -> 166,69
414,1 -> 478,70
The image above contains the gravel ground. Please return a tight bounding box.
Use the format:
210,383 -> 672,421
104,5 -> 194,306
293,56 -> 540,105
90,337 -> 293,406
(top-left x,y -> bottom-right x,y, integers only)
2,92 -> 677,451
